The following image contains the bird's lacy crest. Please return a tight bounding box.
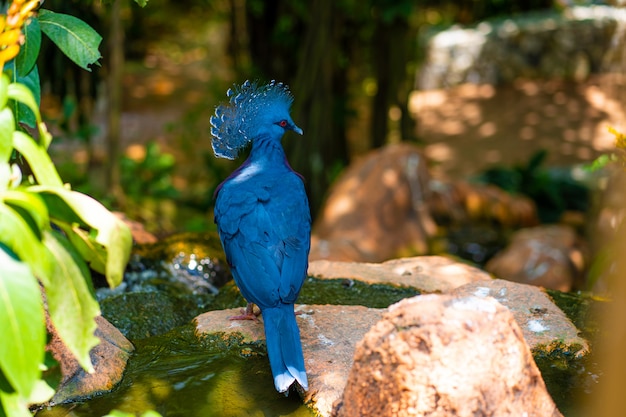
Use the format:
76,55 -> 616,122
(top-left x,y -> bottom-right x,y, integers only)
210,80 -> 294,159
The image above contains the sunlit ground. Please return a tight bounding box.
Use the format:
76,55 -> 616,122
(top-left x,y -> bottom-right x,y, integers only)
410,75 -> 625,179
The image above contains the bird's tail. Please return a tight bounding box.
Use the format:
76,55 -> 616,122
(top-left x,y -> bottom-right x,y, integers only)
261,304 -> 308,393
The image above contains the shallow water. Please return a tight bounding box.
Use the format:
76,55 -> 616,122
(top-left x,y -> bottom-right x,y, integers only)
35,268 -> 600,417
36,326 -> 315,417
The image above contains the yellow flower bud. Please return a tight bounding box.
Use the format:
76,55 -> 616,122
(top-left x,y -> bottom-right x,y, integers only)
0,28 -> 22,48
0,43 -> 20,63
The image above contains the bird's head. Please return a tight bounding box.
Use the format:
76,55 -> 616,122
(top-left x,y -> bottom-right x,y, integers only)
210,80 -> 302,160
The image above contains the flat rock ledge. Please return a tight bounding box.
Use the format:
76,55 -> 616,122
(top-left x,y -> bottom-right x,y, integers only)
308,256 -> 492,293
310,256 -> 588,356
195,305 -> 384,417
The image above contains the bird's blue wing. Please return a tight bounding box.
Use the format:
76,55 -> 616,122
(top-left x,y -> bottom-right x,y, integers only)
272,182 -> 311,303
214,173 -> 310,308
215,186 -> 277,307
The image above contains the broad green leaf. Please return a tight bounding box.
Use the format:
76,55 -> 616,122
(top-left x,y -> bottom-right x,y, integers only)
0,203 -> 50,284
2,190 -> 49,234
38,119 -> 53,150
38,10 -> 102,71
0,108 -> 15,163
12,131 -> 63,187
0,376 -> 54,413
133,0 -> 149,7
57,222 -> 106,275
0,162 -> 10,192
0,390 -> 32,417
26,379 -> 55,405
0,74 -> 9,108
43,230 -> 100,373
6,63 -> 40,129
29,186 -> 132,288
6,68 -> 51,146
16,18 -> 41,76
7,81 -> 40,123
0,247 -> 45,398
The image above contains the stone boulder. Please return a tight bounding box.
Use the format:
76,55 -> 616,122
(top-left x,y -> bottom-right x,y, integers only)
418,6 -> 621,89
311,143 -> 437,263
333,295 -> 564,417
485,224 -> 587,291
48,315 -> 134,405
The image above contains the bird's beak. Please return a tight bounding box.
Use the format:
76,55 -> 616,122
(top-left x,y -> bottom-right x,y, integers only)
292,124 -> 303,135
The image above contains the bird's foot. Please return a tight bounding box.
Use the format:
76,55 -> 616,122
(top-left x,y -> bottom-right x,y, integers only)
294,306 -> 314,316
229,303 -> 261,321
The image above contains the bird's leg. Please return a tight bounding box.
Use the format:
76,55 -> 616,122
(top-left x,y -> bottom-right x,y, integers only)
229,302 -> 261,321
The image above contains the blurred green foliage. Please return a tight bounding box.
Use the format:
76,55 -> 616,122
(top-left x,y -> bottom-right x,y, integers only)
121,141 -> 178,200
477,150 -> 590,223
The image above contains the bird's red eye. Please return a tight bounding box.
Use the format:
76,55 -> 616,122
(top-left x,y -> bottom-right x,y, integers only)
278,120 -> 288,128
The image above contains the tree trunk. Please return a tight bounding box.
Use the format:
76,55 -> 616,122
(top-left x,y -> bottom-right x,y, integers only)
289,0 -> 349,217
106,0 -> 124,204
371,15 -> 415,148
229,0 -> 251,76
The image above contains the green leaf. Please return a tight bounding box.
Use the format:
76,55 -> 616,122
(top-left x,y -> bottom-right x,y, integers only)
0,374 -> 54,413
27,379 -> 55,405
16,18 -> 41,76
0,390 -> 32,417
43,230 -> 100,373
0,203 -> 50,284
59,223 -> 106,275
30,186 -> 132,288
0,108 -> 15,163
141,412 -> 163,417
105,411 -> 133,417
7,81 -> 40,123
12,131 -> 63,187
0,247 -> 46,398
0,162 -> 10,192
6,63 -> 40,129
584,153 -> 613,172
2,190 -> 49,235
104,411 -> 163,417
0,74 -> 9,109
7,69 -> 52,147
38,10 -> 102,72
134,0 -> 150,6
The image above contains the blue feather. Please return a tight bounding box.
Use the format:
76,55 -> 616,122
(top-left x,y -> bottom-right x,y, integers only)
211,80 -> 295,160
213,80 -> 309,393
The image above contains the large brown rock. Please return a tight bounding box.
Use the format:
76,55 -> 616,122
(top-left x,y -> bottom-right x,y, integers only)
333,295 -> 564,417
48,315 -> 135,405
311,143 -> 437,262
485,225 -> 587,291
